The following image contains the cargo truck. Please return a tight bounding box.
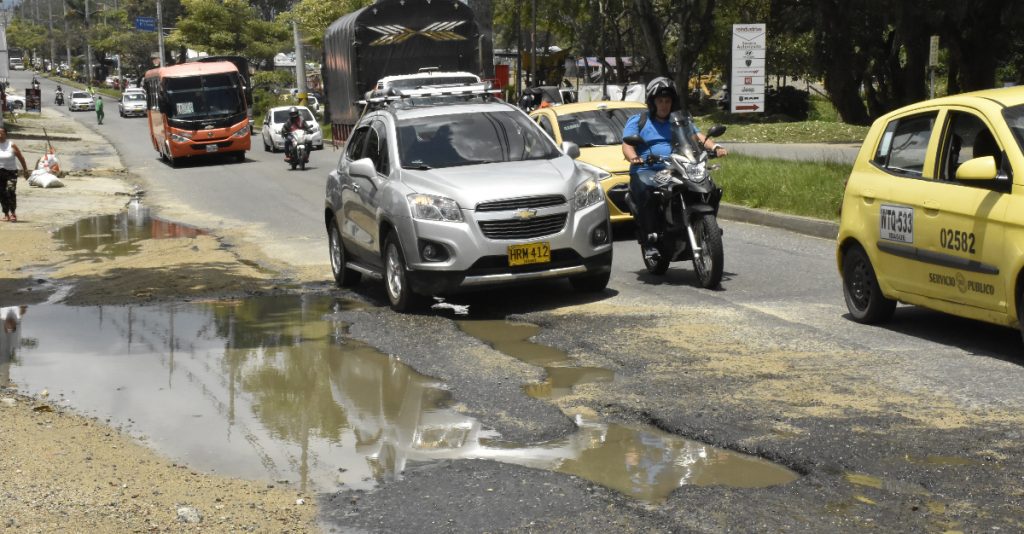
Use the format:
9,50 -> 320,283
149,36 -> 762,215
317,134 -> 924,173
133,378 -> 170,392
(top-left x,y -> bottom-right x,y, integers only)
322,0 -> 484,143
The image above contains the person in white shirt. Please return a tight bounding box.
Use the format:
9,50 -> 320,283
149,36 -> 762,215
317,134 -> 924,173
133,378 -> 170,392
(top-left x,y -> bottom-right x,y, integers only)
0,127 -> 30,222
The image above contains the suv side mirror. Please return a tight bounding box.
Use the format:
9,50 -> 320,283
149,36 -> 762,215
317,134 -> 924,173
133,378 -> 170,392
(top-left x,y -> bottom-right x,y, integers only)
561,141 -> 581,159
349,157 -> 376,179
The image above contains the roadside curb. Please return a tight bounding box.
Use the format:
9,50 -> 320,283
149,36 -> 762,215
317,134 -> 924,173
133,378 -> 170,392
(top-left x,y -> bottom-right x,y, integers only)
718,202 -> 838,240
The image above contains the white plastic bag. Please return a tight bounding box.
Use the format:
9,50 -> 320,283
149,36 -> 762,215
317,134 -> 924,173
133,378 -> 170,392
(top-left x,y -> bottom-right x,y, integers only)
28,169 -> 64,188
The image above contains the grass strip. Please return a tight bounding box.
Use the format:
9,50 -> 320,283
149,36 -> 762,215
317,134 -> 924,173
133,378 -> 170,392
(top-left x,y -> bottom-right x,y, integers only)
714,154 -> 851,221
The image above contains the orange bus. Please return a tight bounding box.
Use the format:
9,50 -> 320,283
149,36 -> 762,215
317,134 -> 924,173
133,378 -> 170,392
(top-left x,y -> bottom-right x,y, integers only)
143,61 -> 250,166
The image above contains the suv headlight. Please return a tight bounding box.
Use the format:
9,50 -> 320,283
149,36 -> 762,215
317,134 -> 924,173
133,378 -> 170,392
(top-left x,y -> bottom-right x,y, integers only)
574,178 -> 604,210
408,194 -> 463,222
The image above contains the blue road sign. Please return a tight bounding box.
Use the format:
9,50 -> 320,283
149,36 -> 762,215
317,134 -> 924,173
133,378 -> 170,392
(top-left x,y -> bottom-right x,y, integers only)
135,16 -> 156,32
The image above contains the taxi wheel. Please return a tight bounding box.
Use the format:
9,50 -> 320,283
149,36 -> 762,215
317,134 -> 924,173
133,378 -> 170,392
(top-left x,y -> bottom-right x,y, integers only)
842,245 -> 895,324
383,233 -> 428,313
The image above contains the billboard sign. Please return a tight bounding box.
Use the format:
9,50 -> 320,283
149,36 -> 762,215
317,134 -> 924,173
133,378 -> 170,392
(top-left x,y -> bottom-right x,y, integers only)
731,24 -> 766,114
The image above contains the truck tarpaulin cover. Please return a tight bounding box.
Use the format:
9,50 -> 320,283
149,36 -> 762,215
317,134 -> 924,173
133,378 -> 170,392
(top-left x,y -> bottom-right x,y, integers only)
323,0 -> 481,135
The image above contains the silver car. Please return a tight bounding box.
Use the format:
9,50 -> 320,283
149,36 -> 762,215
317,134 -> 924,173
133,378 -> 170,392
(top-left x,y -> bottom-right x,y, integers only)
324,94 -> 613,311
119,92 -> 146,117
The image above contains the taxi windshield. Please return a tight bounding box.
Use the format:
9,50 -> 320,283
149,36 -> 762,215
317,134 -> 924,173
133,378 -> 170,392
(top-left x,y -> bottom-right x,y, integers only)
1003,105 -> 1024,155
557,108 -> 642,147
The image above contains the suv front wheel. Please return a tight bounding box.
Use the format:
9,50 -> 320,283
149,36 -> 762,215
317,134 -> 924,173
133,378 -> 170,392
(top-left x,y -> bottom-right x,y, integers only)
384,233 -> 427,312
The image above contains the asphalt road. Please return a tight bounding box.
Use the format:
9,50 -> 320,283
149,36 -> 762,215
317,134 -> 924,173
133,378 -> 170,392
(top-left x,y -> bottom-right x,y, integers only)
19,70 -> 1024,532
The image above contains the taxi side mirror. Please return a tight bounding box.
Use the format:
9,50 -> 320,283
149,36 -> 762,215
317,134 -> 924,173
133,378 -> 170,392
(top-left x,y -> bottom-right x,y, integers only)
955,156 -> 999,181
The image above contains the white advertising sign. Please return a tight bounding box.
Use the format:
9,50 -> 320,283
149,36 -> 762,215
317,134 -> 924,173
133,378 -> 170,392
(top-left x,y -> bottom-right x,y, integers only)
731,24 -> 766,114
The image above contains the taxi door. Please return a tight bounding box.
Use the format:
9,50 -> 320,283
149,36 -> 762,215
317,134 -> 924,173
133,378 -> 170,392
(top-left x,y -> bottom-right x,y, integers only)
913,108 -> 1009,312
869,110 -> 941,297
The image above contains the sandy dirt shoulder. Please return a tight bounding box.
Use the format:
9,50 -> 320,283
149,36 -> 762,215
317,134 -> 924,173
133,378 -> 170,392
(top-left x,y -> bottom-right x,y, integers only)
1,113 -> 319,532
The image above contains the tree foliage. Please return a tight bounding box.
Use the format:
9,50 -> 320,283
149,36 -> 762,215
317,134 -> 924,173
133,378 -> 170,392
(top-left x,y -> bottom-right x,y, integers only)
288,0 -> 372,48
168,0 -> 289,65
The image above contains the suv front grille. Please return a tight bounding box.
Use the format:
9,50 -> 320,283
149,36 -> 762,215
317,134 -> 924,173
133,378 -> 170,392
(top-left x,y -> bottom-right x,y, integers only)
476,195 -> 566,212
479,213 -> 567,240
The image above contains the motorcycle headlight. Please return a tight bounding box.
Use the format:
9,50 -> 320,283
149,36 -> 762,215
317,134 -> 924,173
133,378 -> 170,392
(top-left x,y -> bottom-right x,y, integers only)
574,178 -> 604,210
683,161 -> 708,183
408,194 -> 463,222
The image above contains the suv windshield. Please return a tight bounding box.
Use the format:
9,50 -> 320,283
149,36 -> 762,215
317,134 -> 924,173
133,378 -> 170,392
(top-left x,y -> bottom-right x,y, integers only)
398,110 -> 560,169
164,73 -> 244,120
557,108 -> 642,147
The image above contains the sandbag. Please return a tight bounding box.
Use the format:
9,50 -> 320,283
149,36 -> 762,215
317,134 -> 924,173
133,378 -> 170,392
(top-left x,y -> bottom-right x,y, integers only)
28,169 -> 64,188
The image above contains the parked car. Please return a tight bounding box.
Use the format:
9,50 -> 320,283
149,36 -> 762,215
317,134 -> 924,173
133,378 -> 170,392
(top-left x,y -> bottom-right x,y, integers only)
68,91 -> 94,111
530,100 -> 646,224
325,87 -> 613,311
5,94 -> 25,110
119,92 -> 146,117
837,85 -> 1024,341
260,106 -> 323,152
306,95 -> 321,116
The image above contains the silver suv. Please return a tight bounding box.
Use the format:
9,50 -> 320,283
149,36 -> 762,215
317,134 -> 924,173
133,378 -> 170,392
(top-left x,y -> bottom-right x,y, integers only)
324,92 -> 613,311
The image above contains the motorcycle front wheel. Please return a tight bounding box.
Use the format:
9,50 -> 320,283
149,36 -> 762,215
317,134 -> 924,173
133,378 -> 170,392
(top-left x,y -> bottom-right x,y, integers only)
691,213 -> 723,289
641,242 -> 670,275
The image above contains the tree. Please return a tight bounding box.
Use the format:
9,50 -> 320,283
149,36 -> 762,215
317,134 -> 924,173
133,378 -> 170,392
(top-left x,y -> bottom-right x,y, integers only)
168,0 -> 289,65
6,18 -> 48,56
288,0 -> 372,49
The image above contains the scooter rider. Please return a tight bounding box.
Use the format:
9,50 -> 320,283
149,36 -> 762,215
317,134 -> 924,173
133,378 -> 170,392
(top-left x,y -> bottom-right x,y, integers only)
280,106 -> 312,161
621,77 -> 727,260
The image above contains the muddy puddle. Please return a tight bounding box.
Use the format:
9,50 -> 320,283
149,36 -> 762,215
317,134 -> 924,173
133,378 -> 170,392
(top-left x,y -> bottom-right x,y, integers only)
52,203 -> 206,259
1,296 -> 797,501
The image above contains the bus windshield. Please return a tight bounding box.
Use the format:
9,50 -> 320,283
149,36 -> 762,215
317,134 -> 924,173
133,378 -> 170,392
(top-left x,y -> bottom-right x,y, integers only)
164,73 -> 244,120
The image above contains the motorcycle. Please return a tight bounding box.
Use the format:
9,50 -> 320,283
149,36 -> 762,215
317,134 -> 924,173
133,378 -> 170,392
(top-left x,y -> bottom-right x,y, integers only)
624,111 -> 727,289
54,90 -> 64,106
285,128 -> 312,170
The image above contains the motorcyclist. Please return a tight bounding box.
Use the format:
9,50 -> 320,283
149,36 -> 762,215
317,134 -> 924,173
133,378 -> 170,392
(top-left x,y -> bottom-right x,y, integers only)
621,77 -> 727,260
55,84 -> 64,105
280,106 -> 312,161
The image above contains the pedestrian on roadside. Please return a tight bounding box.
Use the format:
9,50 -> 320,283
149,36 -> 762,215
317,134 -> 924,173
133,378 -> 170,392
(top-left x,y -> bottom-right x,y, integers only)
0,127 -> 31,223
95,96 -> 104,125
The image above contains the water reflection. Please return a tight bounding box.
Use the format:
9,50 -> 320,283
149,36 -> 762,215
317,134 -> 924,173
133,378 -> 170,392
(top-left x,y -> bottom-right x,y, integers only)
0,305 -> 28,387
6,296 -> 797,500
52,206 -> 206,260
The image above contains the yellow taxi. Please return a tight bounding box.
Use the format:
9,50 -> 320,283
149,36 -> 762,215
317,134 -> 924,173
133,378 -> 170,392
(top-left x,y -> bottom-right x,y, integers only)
837,86 -> 1024,339
530,100 -> 647,223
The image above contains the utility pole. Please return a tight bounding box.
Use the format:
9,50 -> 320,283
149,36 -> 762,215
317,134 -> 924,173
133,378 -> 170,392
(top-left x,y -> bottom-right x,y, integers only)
292,20 -> 306,105
530,0 -> 536,88
48,0 -> 55,71
156,0 -> 164,67
514,0 -> 521,100
62,0 -> 70,70
85,0 -> 92,86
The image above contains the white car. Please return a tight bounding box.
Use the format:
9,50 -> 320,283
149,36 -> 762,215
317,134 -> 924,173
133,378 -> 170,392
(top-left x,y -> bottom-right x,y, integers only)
68,91 -> 94,112
371,69 -> 481,97
261,106 -> 323,152
119,92 -> 146,117
5,94 -> 25,110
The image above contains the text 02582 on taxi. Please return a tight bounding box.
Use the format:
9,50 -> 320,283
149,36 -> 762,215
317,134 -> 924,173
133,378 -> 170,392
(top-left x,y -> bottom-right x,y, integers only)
837,85 -> 1024,341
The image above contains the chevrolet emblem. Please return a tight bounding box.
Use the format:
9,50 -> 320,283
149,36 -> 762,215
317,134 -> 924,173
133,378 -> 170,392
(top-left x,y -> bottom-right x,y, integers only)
513,209 -> 537,220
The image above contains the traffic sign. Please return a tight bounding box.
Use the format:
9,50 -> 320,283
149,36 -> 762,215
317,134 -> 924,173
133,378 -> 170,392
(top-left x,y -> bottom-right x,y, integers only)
135,16 -> 156,32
